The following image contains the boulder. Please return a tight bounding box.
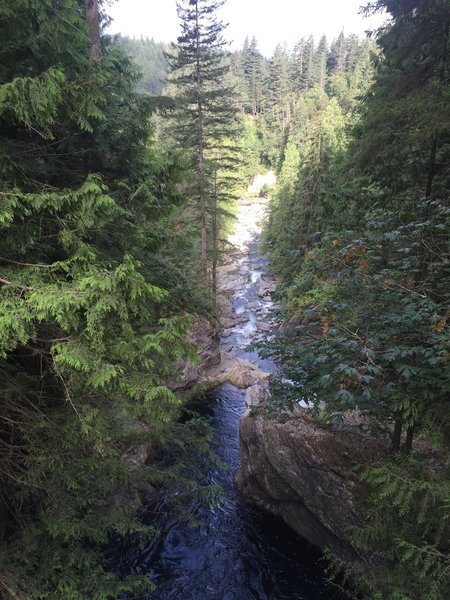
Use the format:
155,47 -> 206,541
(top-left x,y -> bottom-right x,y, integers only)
256,320 -> 271,332
236,410 -> 387,560
257,273 -> 277,298
244,383 -> 269,415
203,352 -> 269,388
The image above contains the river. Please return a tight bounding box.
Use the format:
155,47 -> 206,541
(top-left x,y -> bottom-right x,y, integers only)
120,191 -> 336,599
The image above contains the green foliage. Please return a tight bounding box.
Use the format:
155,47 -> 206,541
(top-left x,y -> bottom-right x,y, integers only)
166,0 -> 240,290
354,0 -> 450,202
254,4 -> 449,599
0,1 -> 210,598
264,93 -> 349,282
117,36 -> 169,96
327,454 -> 450,600
261,199 -> 449,439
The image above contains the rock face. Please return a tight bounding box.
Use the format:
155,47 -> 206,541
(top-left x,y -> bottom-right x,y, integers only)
169,314 -> 221,392
236,410 -> 386,559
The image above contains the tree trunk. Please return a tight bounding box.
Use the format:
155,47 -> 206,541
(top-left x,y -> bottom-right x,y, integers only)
85,0 -> 101,60
194,1 -> 208,280
391,415 -> 402,453
211,172 -> 218,297
404,425 -> 415,454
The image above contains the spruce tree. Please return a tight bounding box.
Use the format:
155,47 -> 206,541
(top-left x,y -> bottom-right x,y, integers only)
292,38 -> 306,93
243,37 -> 268,115
327,31 -> 346,75
299,36 -> 315,92
268,44 -> 290,107
312,35 -> 328,89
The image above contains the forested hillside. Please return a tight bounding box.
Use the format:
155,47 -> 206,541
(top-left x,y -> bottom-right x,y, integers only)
258,1 -> 450,598
0,0 -> 448,599
116,37 -> 169,96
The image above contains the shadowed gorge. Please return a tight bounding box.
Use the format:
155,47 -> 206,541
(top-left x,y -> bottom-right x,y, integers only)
0,1 -> 448,599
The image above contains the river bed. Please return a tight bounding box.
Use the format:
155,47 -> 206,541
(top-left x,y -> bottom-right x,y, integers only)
121,193 -> 336,599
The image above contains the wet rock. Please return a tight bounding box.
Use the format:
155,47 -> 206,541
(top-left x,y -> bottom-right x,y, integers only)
236,410 -> 387,559
217,263 -> 239,274
256,321 -> 271,332
218,277 -> 246,294
123,444 -> 150,472
222,315 -> 249,329
247,302 -> 260,310
244,383 -> 269,415
110,483 -> 142,512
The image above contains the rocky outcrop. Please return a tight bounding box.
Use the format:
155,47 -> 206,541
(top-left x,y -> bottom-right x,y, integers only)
236,410 -> 387,559
169,314 -> 221,392
257,273 -> 277,301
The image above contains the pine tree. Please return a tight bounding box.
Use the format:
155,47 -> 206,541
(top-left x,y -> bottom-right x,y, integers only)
268,44 -> 290,107
292,38 -> 306,93
312,35 -> 328,89
327,31 -> 346,75
299,36 -> 315,92
243,37 -> 268,115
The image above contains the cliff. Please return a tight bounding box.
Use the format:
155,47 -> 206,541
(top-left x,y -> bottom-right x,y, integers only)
236,409 -> 387,560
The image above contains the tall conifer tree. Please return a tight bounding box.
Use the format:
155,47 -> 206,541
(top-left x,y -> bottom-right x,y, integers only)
355,0 -> 450,201
168,0 -> 238,290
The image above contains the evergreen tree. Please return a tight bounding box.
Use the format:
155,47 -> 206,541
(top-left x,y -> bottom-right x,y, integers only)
327,31 -> 346,75
299,36 -> 315,91
312,35 -> 328,89
259,3 -> 450,599
354,0 -> 450,201
228,49 -> 250,111
0,1 -> 204,597
167,0 -> 238,290
242,37 -> 268,115
117,36 -> 170,96
268,44 -> 290,107
292,38 -> 306,93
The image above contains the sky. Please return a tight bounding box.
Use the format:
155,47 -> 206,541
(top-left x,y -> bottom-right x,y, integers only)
106,0 -> 387,57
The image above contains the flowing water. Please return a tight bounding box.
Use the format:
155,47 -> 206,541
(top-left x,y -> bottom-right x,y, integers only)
121,194 -> 336,599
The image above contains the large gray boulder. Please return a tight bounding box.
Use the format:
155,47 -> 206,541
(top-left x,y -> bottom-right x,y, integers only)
203,352 -> 269,388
